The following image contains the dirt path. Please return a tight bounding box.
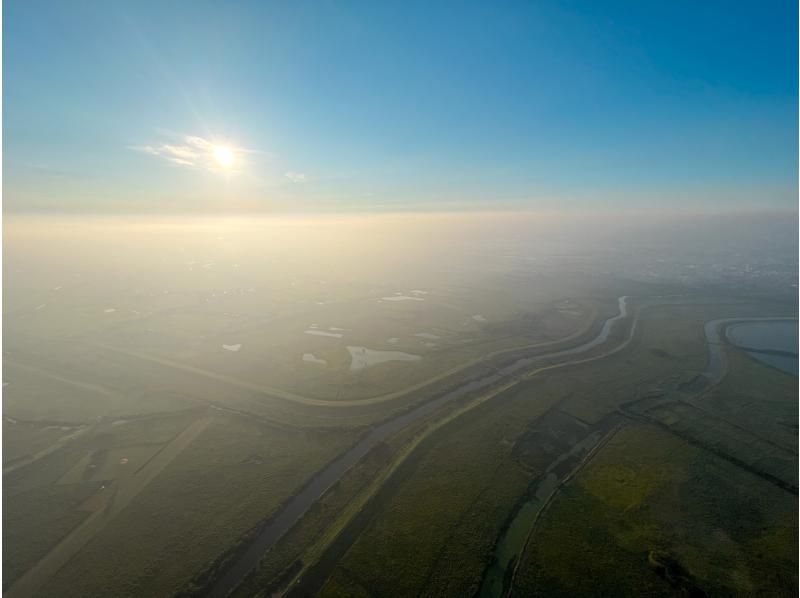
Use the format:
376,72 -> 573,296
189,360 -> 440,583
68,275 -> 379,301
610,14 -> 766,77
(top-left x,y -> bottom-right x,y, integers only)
3,425 -> 92,475
93,305 -> 598,410
4,360 -> 127,402
6,415 -> 213,598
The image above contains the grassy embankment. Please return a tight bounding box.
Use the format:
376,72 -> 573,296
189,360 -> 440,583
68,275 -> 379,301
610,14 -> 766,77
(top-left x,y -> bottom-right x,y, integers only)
305,300 -> 794,597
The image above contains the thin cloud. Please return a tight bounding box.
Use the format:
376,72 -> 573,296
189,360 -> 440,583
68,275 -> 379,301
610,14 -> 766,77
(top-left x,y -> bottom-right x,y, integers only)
131,133 -> 251,173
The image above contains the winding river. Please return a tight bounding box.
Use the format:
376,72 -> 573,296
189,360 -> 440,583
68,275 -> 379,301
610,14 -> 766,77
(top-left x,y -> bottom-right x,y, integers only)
208,297 -> 630,597
480,310 -> 797,598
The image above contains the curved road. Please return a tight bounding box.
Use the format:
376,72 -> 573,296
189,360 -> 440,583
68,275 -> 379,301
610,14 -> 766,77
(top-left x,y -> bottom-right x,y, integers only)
94,305 -> 600,410
207,297 -> 632,597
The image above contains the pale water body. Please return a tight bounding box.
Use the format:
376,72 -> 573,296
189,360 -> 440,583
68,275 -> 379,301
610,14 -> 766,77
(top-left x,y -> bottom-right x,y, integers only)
558,308 -> 582,318
381,295 -> 424,302
414,332 -> 440,340
704,317 -> 797,381
222,344 -> 242,352
726,320 -> 798,376
208,297 -> 630,598
347,346 -> 422,371
305,330 -> 343,338
302,353 -> 327,365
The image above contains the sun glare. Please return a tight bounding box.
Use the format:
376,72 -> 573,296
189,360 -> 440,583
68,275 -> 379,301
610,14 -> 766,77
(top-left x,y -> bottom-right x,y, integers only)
213,146 -> 235,169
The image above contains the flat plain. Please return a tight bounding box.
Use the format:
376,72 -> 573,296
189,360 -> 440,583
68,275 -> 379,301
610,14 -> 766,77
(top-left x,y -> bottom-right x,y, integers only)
3,220 -> 797,597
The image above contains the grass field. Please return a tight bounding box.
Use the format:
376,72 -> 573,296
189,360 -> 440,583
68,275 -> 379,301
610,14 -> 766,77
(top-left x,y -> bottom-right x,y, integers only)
3,410 -> 357,597
511,424 -> 797,596
692,343 -> 798,452
30,413 -> 355,598
226,440 -> 398,598
3,421 -> 80,465
5,285 -> 795,598
5,262 -> 603,413
283,299 -> 797,598
317,390 -> 538,597
3,481 -> 101,589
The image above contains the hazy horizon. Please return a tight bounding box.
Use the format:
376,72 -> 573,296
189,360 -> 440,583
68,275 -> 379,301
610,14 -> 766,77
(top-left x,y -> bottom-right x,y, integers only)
3,2 -> 798,597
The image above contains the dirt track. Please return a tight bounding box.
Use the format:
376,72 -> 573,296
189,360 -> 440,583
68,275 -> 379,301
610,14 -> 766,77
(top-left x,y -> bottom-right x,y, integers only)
6,415 -> 213,598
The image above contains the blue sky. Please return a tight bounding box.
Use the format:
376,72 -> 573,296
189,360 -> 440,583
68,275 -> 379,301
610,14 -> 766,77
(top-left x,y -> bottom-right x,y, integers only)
4,0 -> 797,213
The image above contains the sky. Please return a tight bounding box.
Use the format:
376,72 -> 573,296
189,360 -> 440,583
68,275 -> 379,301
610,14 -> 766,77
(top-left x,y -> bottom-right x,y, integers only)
3,0 -> 798,214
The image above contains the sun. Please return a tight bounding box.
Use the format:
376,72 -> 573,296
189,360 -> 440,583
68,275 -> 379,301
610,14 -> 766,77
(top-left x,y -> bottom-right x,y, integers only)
212,146 -> 235,169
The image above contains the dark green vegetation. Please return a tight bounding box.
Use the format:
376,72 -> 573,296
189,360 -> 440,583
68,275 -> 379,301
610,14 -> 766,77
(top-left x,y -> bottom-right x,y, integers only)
4,481 -> 100,589
316,394 -> 535,597
227,440 -> 399,598
4,411 -> 356,597
285,299 -> 796,598
511,424 -> 797,596
4,281 -> 797,597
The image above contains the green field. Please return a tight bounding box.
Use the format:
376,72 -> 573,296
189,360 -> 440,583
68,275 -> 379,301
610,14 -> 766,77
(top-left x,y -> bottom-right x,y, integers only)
5,278 -> 796,598
4,411 -> 356,597
276,299 -> 799,598
510,424 -> 797,596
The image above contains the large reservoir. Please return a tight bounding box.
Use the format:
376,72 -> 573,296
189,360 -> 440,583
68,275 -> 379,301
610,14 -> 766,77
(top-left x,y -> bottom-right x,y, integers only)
726,320 -> 798,376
